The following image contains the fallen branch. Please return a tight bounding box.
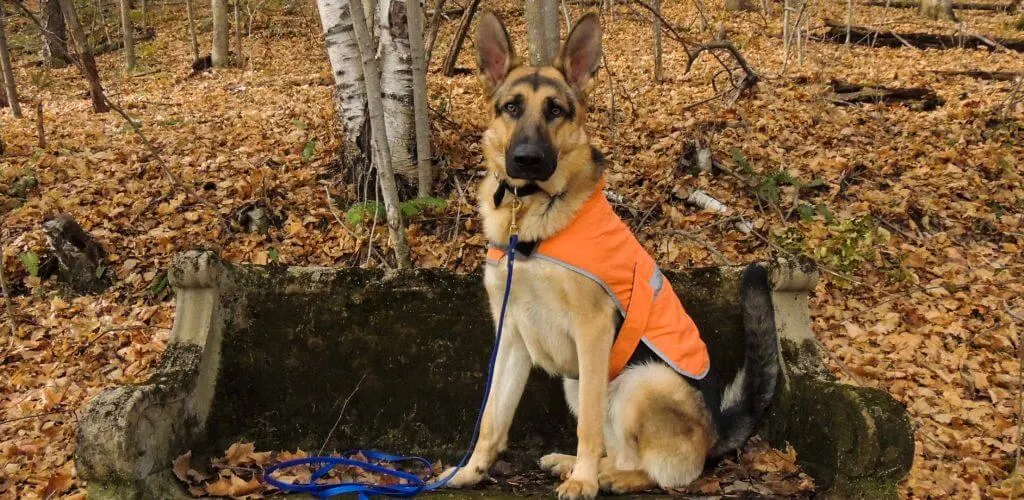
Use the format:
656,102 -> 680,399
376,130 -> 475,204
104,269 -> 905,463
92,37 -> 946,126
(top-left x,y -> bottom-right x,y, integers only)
929,70 -> 1024,81
104,98 -> 232,233
859,0 -> 1019,11
822,22 -> 1024,51
826,80 -> 943,110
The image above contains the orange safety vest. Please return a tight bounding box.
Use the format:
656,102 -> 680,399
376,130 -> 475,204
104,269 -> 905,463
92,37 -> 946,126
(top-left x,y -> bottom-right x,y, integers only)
486,178 -> 710,381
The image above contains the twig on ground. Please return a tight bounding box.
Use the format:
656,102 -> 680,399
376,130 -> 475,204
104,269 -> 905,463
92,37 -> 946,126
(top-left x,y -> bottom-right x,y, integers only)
0,408 -> 75,426
317,373 -> 367,456
103,98 -> 232,234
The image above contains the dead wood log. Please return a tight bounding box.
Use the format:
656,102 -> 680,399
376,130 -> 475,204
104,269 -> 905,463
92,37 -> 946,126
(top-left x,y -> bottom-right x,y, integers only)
92,26 -> 156,56
823,22 -> 1024,51
442,0 -> 480,76
930,70 -> 1023,81
826,80 -> 943,110
42,215 -> 111,294
860,0 -> 1019,11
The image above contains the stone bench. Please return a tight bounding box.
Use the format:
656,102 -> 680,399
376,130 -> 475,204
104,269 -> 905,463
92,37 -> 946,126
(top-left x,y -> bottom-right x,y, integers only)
75,251 -> 913,499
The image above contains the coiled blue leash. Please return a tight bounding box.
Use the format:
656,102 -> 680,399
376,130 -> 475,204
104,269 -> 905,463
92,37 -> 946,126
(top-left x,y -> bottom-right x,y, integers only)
263,233 -> 521,499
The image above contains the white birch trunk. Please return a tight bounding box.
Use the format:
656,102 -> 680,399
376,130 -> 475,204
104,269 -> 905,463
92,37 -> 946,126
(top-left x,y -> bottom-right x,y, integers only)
405,0 -> 432,196
378,0 -> 417,181
119,0 -> 136,70
348,0 -> 412,268
317,0 -> 370,176
920,0 -> 956,19
212,0 -> 229,66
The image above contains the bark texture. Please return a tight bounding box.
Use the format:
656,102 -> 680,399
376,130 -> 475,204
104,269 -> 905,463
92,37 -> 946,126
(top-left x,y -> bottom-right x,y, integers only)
379,0 -> 417,181
920,0 -> 957,19
212,0 -> 229,66
185,0 -> 200,60
41,0 -> 70,68
406,0 -> 433,196
349,0 -> 412,268
119,0 -> 137,70
0,3 -> 20,118
317,0 -> 370,184
524,0 -> 560,65
59,0 -> 109,112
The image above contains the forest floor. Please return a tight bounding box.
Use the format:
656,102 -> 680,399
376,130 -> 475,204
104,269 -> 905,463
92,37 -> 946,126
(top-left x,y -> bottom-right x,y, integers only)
1,0 -> 1023,497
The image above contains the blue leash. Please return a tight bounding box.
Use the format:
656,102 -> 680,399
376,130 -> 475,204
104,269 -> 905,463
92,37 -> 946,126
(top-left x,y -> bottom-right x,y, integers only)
263,234 -> 521,499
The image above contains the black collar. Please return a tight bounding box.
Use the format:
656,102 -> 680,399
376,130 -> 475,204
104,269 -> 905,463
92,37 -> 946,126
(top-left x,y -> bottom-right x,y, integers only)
493,179 -> 545,207
491,239 -> 540,258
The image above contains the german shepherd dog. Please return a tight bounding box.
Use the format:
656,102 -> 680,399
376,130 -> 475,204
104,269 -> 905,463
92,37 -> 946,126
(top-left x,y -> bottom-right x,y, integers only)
442,12 -> 779,499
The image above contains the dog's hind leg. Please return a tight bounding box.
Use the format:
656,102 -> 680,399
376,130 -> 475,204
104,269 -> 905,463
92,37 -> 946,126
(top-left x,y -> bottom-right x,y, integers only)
599,363 -> 714,493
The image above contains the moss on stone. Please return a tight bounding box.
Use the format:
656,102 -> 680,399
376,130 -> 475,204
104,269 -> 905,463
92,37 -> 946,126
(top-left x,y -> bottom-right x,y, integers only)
764,373 -> 914,499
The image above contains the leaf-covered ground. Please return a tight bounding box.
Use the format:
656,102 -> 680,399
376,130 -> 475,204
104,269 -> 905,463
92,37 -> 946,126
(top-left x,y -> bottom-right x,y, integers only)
1,0 -> 1023,497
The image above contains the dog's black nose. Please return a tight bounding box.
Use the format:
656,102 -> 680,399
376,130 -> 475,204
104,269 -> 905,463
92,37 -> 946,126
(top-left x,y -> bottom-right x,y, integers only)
512,144 -> 545,168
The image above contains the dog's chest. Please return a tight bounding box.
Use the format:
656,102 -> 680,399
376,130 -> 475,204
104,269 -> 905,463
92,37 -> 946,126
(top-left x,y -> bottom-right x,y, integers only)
485,257 -> 603,378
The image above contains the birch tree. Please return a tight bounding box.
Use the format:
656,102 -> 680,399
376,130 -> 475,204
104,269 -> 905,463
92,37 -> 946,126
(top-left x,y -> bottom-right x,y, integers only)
119,0 -> 137,70
405,0 -> 432,196
524,0 -> 559,65
920,0 -> 956,20
41,0 -> 69,68
0,2 -> 22,118
212,0 -> 229,66
58,0 -> 109,112
348,0 -> 412,268
316,0 -> 370,181
378,0 -> 416,181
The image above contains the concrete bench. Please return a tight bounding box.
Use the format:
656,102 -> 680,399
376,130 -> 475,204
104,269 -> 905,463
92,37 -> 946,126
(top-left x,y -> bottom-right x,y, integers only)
75,251 -> 913,498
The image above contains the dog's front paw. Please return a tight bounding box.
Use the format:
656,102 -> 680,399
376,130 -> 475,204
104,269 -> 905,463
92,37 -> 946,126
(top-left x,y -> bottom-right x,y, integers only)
556,477 -> 599,500
439,466 -> 485,488
539,453 -> 575,478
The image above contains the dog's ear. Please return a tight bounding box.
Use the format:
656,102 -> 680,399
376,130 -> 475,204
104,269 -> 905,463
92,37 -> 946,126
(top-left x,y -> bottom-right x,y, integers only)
556,13 -> 602,94
475,11 -> 517,93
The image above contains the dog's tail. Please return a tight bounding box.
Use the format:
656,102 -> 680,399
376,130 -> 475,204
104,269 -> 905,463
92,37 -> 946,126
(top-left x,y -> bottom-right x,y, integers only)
708,263 -> 779,458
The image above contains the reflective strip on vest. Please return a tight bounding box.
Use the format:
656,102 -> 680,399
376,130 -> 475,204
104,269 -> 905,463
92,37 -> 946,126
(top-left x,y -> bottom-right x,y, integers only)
485,178 -> 710,381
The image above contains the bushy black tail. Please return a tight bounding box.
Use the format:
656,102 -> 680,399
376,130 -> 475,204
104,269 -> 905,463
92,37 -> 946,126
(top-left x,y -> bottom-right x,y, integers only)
708,263 -> 779,458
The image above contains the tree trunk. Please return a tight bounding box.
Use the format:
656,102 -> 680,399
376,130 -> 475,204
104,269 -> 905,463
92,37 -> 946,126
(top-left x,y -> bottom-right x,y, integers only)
378,0 -> 416,181
652,0 -> 662,82
185,0 -> 200,60
233,0 -> 243,66
316,0 -> 371,185
405,0 -> 432,196
524,0 -> 559,65
424,0 -> 447,64
348,0 -> 412,269
0,3 -> 22,118
212,0 -> 229,67
119,0 -> 137,70
41,0 -> 70,68
725,0 -> 755,10
442,0 -> 479,76
920,0 -> 956,19
141,0 -> 148,27
59,0 -> 109,112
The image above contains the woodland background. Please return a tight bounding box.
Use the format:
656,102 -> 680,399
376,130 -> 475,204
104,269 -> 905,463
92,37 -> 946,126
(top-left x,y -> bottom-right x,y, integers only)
0,0 -> 1022,496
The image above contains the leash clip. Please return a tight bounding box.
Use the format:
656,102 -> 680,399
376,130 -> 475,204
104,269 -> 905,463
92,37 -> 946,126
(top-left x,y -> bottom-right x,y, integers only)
509,194 -> 522,235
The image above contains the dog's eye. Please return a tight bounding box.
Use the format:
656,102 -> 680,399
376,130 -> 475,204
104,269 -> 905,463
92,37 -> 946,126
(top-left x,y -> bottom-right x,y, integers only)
549,106 -> 562,117
503,102 -> 520,115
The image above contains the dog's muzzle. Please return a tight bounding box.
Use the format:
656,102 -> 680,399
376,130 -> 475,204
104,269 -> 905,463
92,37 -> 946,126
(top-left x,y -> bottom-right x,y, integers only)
506,142 -> 556,181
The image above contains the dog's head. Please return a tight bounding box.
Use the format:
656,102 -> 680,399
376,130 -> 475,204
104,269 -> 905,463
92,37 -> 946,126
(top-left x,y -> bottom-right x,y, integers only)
475,12 -> 603,191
